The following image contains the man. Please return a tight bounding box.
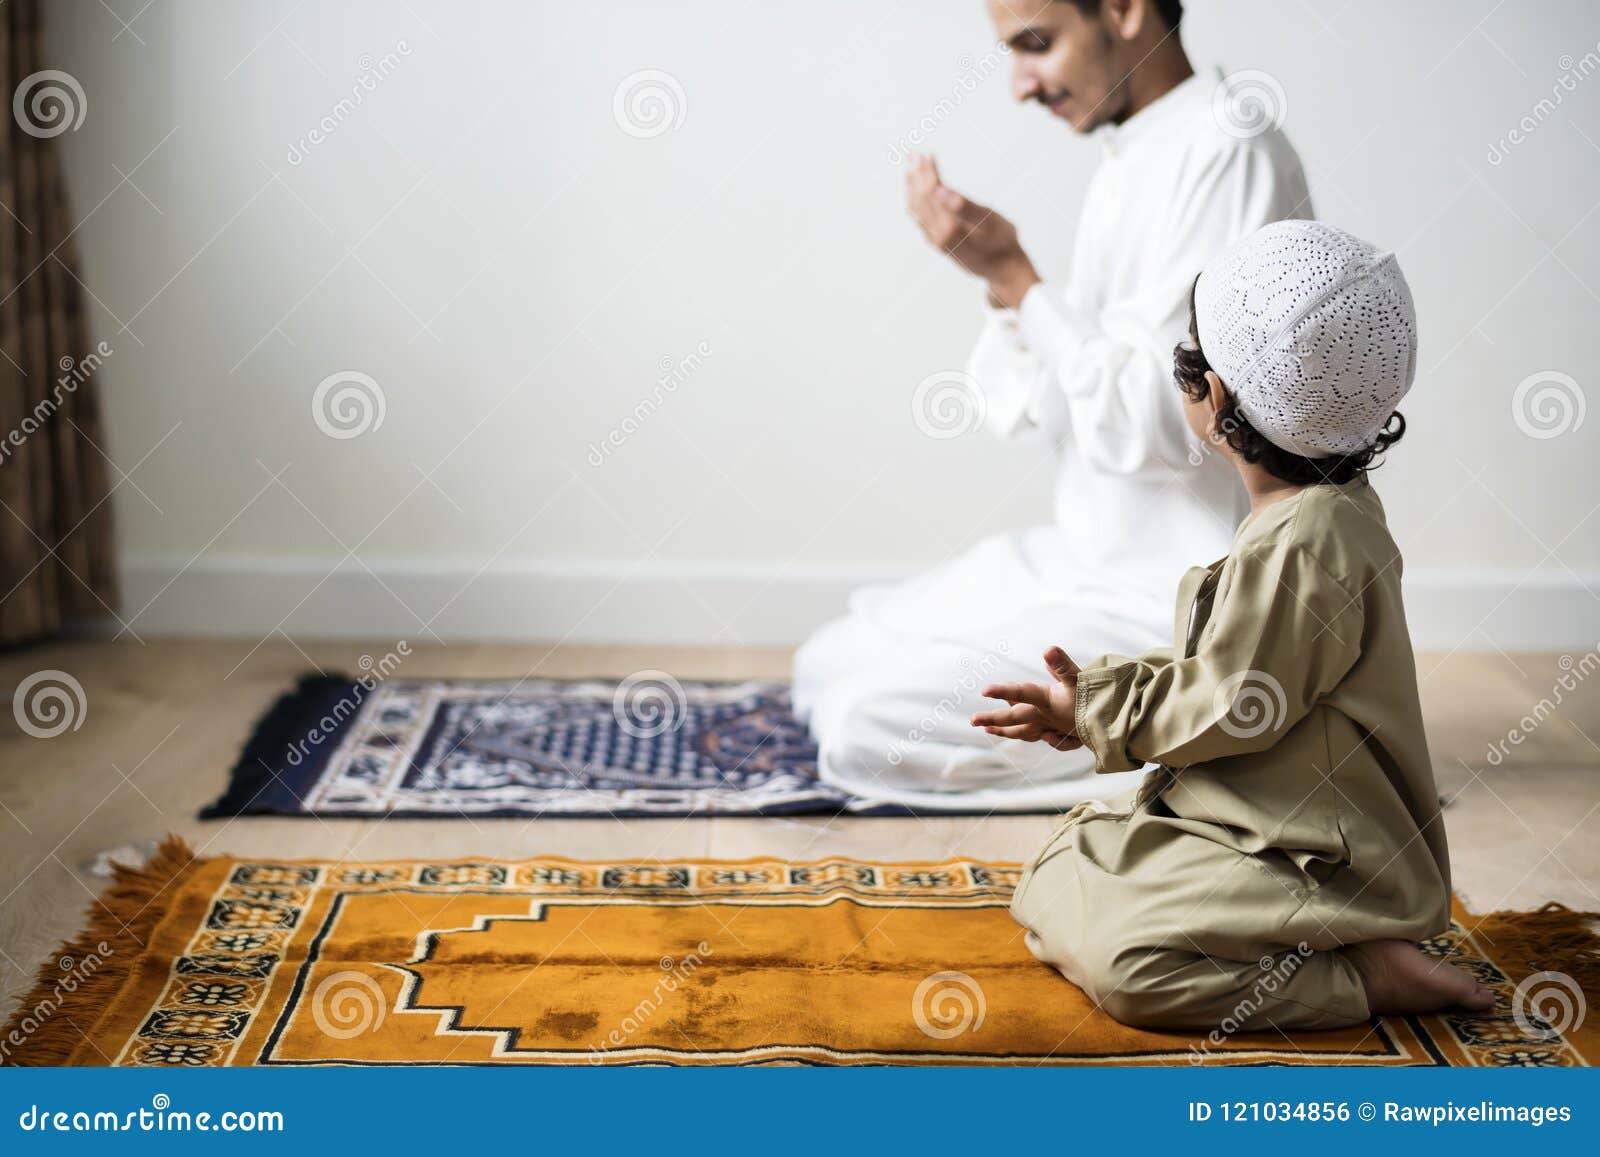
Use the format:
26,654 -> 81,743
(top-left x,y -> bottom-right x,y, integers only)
792,0 -> 1312,810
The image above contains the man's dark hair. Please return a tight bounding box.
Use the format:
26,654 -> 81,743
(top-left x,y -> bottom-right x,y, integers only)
1066,0 -> 1184,31
1173,281 -> 1405,487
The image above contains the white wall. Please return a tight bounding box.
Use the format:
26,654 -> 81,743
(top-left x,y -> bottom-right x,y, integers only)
49,0 -> 1600,649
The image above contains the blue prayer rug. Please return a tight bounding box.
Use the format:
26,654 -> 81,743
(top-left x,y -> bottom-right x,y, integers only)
202,673 -> 915,819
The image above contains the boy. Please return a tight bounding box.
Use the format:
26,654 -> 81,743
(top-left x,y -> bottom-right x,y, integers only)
972,221 -> 1496,1029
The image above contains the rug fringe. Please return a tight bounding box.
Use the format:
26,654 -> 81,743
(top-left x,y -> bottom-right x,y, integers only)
200,672 -> 356,818
1471,902 -> 1600,990
2,836 -> 200,1066
6,844 -> 1596,1067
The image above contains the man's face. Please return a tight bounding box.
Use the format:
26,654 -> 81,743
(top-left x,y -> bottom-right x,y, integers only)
987,0 -> 1131,133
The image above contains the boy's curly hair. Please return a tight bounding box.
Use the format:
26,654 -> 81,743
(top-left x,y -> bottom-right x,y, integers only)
1173,280 -> 1405,486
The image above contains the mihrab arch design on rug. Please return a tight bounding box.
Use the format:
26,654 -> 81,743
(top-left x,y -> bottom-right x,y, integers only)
25,849 -> 1592,1067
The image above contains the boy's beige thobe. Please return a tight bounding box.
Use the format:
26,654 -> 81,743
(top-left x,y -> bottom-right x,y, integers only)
1010,478 -> 1451,1030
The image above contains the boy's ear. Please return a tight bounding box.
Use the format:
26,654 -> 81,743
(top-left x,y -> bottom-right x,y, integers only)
1204,371 -> 1228,425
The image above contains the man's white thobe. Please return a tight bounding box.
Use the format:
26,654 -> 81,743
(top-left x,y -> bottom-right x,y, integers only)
793,68 -> 1312,811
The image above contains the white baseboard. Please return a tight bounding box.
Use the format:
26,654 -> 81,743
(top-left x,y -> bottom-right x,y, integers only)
117,553 -> 1600,652
115,554 -> 905,648
1399,572 -> 1600,653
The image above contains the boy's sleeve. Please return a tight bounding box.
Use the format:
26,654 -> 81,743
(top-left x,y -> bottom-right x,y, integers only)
1078,647 -> 1175,675
1074,537 -> 1363,773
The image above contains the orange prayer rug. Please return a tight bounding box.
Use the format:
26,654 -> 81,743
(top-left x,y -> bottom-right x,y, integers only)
5,839 -> 1597,1067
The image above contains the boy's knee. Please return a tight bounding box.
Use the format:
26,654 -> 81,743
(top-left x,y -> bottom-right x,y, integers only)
1095,976 -> 1176,1029
1015,904 -> 1118,1000
1091,950 -> 1219,1029
1013,888 -> 1204,1029
1030,934 -> 1192,1029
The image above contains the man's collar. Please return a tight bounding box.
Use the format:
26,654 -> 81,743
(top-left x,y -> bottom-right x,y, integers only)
1096,66 -> 1220,156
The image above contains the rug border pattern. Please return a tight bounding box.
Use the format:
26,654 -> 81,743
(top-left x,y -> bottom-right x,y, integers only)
75,853 -> 1593,1069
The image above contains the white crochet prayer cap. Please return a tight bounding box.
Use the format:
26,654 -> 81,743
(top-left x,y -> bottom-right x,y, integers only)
1194,219 -> 1417,459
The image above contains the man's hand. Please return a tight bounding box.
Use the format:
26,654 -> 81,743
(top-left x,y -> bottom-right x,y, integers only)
905,154 -> 1041,309
970,647 -> 1083,750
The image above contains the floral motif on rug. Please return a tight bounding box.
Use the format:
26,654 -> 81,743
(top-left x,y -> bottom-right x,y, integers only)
202,674 -> 906,819
6,842 -> 1595,1067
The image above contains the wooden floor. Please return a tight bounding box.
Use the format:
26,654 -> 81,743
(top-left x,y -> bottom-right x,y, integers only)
3,638 -> 1599,1026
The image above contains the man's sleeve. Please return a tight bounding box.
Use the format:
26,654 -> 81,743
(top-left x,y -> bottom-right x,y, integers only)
1015,142 -> 1310,476
964,302 -> 1068,440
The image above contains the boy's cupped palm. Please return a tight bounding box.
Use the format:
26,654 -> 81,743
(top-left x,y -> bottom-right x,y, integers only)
972,646 -> 1084,751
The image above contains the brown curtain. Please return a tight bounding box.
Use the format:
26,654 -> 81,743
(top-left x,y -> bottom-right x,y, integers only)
0,0 -> 116,645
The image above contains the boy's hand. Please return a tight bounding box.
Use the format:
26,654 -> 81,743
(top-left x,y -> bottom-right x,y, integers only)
970,647 -> 1083,750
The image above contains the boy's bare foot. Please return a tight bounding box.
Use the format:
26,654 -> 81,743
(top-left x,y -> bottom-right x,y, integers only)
1344,939 -> 1497,1016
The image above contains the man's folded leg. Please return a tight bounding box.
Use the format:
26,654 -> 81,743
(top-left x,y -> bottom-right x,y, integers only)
812,640 -> 1145,812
